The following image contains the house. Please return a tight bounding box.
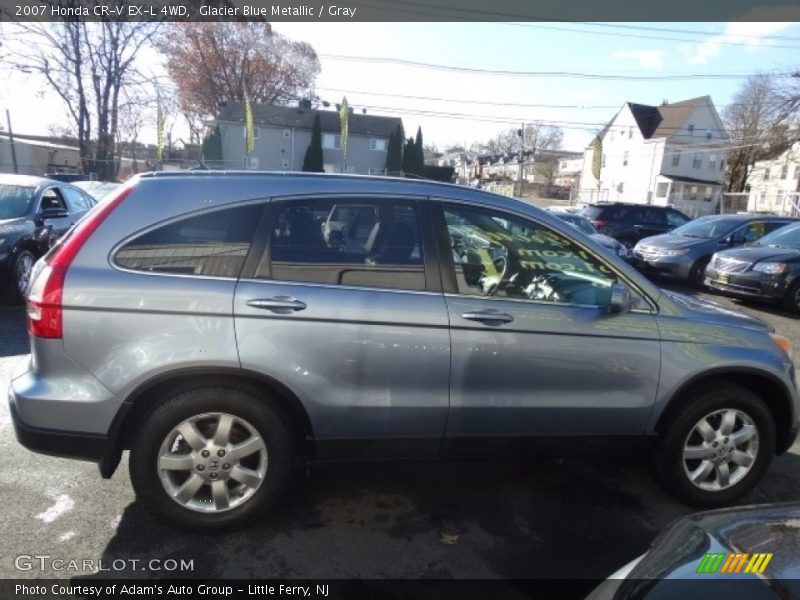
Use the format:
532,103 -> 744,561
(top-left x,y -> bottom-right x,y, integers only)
0,133 -> 81,176
745,141 -> 800,216
214,100 -> 402,175
554,156 -> 583,189
578,96 -> 729,216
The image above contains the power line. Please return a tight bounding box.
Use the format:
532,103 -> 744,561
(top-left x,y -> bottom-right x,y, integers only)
320,53 -> 793,80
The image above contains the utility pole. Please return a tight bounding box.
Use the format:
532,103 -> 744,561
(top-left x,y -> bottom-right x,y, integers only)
6,109 -> 19,174
519,123 -> 525,196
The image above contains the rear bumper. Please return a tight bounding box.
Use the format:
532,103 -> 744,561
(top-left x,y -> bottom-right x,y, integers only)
9,394 -> 108,462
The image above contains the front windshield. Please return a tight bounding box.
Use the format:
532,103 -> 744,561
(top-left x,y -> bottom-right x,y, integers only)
672,216 -> 741,239
0,184 -> 35,219
754,222 -> 800,250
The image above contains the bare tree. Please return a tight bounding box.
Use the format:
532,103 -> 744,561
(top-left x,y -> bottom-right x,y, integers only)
724,74 -> 792,192
8,14 -> 160,180
158,23 -> 320,122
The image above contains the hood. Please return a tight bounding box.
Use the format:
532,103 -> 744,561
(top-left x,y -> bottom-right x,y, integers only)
717,245 -> 800,265
591,233 -> 621,249
637,233 -> 710,250
613,503 -> 800,597
660,289 -> 771,332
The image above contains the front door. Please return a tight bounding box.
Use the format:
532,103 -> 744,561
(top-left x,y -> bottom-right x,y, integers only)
233,195 -> 450,459
435,201 -> 661,455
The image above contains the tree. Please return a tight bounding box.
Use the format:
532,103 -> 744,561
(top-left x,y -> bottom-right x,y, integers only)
724,74 -> 791,192
8,17 -> 160,179
412,126 -> 425,175
302,113 -> 324,172
159,23 -> 320,121
386,123 -> 404,173
402,137 -> 415,174
202,125 -> 223,164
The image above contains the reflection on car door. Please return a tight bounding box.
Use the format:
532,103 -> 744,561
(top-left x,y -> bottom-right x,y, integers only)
233,195 -> 450,459
434,200 -> 661,456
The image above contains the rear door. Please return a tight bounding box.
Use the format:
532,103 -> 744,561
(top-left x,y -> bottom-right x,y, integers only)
233,195 -> 450,459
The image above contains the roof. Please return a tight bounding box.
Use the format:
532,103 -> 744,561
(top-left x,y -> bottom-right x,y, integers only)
596,96 -> 713,142
0,133 -> 79,152
661,174 -> 723,186
216,102 -> 402,138
0,173 -> 59,188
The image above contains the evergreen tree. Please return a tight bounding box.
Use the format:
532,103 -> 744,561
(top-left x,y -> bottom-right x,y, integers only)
201,125 -> 223,163
386,123 -> 404,173
402,137 -> 415,174
413,126 -> 425,175
302,113 -> 324,172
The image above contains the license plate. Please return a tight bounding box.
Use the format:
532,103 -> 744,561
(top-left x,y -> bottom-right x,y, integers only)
717,273 -> 729,284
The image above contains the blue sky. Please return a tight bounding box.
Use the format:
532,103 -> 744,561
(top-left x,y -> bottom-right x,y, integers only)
2,21 -> 799,152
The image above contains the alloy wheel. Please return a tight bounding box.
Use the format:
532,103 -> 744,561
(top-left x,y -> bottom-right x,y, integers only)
15,253 -> 34,296
157,412 -> 268,513
682,408 -> 759,492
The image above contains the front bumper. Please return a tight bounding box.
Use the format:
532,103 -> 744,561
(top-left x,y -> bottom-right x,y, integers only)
704,267 -> 788,302
631,252 -> 694,280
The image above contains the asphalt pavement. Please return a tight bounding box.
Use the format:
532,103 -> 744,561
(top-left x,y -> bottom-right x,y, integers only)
1,285 -> 799,582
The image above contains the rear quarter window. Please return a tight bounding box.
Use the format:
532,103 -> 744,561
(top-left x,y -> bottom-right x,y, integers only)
114,204 -> 263,278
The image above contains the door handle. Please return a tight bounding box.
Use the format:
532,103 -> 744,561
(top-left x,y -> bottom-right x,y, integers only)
462,310 -> 514,324
247,296 -> 307,312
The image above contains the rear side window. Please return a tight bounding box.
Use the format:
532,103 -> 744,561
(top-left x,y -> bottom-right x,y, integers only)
114,204 -> 263,277
265,197 -> 426,291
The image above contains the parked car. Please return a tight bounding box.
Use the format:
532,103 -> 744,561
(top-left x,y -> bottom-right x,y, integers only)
73,180 -> 122,203
0,174 -> 96,304
10,172 -> 797,532
552,211 -> 631,261
632,214 -> 797,287
588,503 -> 800,599
705,221 -> 800,313
580,202 -> 691,250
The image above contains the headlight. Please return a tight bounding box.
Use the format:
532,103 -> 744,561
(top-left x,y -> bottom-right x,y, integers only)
658,248 -> 690,257
752,262 -> 788,275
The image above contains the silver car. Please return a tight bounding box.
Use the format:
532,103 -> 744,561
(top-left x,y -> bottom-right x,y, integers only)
9,172 -> 798,532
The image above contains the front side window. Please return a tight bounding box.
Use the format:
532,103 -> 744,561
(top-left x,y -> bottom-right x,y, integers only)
40,188 -> 67,212
114,204 -> 263,277
267,197 -> 425,291
442,204 -> 617,307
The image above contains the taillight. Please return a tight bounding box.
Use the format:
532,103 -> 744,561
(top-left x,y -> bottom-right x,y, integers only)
594,219 -> 608,228
27,184 -> 134,339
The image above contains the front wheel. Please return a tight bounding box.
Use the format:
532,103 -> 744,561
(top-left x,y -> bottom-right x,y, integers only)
651,383 -> 775,507
782,280 -> 800,315
129,387 -> 294,532
688,257 -> 710,288
1,249 -> 36,305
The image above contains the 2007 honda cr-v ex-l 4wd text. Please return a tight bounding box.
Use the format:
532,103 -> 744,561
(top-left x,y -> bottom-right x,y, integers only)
9,172 -> 799,532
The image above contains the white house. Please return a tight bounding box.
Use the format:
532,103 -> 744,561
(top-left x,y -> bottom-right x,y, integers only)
578,96 -> 729,216
745,141 -> 800,216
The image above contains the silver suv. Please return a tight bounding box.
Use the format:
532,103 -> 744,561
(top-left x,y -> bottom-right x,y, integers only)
9,173 -> 798,532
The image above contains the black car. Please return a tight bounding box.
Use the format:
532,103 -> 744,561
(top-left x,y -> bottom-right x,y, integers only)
705,221 -> 800,313
580,202 -> 691,251
0,174 -> 96,304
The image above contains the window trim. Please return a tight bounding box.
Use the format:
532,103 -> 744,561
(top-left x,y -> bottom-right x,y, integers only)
429,197 -> 658,313
247,193 -> 442,293
109,199 -> 269,282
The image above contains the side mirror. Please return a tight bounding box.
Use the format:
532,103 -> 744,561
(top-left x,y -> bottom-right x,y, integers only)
40,207 -> 69,220
608,283 -> 632,314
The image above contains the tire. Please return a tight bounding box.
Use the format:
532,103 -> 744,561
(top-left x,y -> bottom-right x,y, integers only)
651,383 -> 775,507
0,249 -> 36,306
617,236 -> 637,252
688,257 -> 710,289
782,280 -> 800,315
129,386 -> 294,532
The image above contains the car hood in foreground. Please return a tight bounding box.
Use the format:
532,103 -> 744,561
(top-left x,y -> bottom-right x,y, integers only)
609,503 -> 800,598
659,289 -> 771,332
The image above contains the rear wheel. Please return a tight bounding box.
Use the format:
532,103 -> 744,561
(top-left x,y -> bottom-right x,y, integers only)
129,387 -> 294,532
652,383 -> 775,507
